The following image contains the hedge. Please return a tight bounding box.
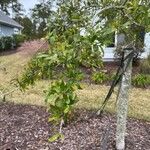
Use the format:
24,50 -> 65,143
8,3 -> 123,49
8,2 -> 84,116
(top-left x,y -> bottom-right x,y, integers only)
0,34 -> 26,51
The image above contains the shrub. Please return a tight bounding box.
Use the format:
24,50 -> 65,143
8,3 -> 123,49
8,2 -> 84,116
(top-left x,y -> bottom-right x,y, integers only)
13,34 -> 27,47
0,40 -> 3,50
109,72 -> 116,81
91,71 -> 108,84
0,34 -> 26,51
140,54 -> 150,74
0,36 -> 14,51
132,74 -> 150,88
4,37 -> 13,50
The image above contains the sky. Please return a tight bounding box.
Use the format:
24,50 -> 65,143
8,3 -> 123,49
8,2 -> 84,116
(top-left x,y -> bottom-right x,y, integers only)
20,0 -> 37,15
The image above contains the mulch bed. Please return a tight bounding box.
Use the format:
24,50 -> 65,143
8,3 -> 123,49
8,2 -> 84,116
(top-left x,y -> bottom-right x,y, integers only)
0,103 -> 150,150
103,61 -> 141,75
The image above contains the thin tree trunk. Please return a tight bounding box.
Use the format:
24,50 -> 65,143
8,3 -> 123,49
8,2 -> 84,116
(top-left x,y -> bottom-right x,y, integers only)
116,49 -> 133,150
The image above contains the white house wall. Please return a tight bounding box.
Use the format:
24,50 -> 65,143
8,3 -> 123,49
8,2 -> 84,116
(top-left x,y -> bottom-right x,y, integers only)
141,32 -> 150,58
103,32 -> 150,61
103,47 -> 116,62
0,24 -> 15,37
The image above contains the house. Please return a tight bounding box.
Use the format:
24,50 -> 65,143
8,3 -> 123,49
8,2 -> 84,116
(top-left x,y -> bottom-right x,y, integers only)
103,32 -> 150,61
0,11 -> 23,37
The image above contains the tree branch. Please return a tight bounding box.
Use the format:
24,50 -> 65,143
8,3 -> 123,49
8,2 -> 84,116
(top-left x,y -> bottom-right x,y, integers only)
59,119 -> 64,134
98,5 -> 125,14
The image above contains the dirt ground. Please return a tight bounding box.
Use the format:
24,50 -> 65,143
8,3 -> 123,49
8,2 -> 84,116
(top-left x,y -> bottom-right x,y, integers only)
0,40 -> 48,57
16,40 -> 48,56
0,103 -> 150,150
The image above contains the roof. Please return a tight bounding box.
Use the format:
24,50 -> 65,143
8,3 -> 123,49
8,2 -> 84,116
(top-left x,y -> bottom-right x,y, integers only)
0,11 -> 23,29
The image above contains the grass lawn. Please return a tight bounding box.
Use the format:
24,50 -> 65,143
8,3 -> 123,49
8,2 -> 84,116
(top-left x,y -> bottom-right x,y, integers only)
0,48 -> 150,121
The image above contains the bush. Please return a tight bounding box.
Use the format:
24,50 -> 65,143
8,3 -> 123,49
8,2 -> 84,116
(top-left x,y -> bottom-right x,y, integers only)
0,36 -> 14,51
13,34 -> 27,47
0,40 -> 3,50
140,55 -> 150,74
91,71 -> 108,84
132,74 -> 150,88
4,37 -> 13,50
0,34 -> 26,51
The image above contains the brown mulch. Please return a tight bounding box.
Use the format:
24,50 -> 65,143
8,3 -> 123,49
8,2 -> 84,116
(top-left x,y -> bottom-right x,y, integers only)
0,103 -> 150,150
103,61 -> 141,75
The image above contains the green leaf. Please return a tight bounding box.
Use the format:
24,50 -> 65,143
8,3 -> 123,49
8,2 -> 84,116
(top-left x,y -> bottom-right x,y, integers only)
64,105 -> 70,114
48,133 -> 61,142
60,134 -> 65,140
45,94 -> 58,104
37,54 -> 49,58
48,116 -> 59,122
103,27 -> 116,36
55,99 -> 65,108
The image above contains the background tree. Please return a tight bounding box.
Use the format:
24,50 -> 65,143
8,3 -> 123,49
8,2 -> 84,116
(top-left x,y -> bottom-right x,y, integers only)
37,21 -> 47,38
15,16 -> 36,40
0,0 -> 10,14
0,0 -> 23,17
31,0 -> 54,38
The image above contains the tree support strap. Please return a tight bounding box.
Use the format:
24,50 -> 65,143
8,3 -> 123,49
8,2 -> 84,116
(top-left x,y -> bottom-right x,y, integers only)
97,49 -> 135,116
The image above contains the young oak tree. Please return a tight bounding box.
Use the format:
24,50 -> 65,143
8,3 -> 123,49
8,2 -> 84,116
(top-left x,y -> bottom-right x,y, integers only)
18,0 -> 150,148
18,0 -> 104,141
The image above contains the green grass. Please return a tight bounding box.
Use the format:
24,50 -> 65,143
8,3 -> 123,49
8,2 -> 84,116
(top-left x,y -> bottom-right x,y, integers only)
76,84 -> 150,121
0,51 -> 150,121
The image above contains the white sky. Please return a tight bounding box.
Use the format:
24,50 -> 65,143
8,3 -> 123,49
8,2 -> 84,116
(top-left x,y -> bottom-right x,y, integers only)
19,0 -> 38,15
